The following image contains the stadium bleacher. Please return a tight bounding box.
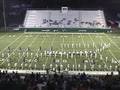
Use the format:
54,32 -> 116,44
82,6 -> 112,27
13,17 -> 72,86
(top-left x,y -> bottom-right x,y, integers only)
23,10 -> 107,29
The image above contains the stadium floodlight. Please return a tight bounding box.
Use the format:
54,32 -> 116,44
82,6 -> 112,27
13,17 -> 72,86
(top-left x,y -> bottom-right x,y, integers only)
2,0 -> 7,31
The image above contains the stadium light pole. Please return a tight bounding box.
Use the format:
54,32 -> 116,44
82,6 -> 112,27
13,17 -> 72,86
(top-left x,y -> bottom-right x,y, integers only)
2,0 -> 7,32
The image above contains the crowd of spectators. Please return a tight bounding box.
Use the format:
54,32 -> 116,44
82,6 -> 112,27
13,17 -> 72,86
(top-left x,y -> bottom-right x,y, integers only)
42,18 -> 105,28
0,70 -> 120,90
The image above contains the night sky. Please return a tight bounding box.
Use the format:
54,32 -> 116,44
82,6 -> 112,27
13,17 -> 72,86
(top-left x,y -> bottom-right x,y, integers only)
19,0 -> 120,10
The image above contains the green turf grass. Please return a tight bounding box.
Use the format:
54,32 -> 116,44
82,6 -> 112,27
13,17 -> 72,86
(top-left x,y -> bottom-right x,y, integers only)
0,32 -> 120,72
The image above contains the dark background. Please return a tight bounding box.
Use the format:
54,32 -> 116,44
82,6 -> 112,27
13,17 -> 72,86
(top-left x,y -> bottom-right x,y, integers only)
0,0 -> 120,27
19,0 -> 120,9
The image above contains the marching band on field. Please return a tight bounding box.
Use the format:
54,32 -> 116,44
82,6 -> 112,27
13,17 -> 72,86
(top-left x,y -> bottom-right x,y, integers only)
0,42 -> 118,72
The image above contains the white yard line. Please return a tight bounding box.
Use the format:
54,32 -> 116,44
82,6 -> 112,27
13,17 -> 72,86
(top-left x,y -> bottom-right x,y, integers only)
80,34 -> 88,70
40,33 -> 47,45
0,69 -> 118,75
29,35 -> 38,47
0,34 -> 7,39
18,35 -> 38,61
0,34 -> 23,54
10,38 -> 28,56
62,35 -> 64,52
20,35 -> 39,68
62,34 -> 64,70
51,35 -> 56,46
80,34 -> 86,49
82,34 -> 91,70
31,33 -> 47,70
99,34 -> 119,65
24,32 -> 104,35
0,37 -> 28,65
44,34 -> 56,69
104,33 -> 120,50
72,33 -> 77,70
36,32 -> 50,70
81,34 -> 92,70
88,34 -> 108,70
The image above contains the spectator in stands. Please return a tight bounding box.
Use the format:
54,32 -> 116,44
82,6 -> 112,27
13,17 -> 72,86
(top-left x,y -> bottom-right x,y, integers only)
0,70 -> 120,90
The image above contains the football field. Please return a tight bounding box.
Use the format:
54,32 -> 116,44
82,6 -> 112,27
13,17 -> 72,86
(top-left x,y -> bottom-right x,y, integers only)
0,32 -> 120,74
